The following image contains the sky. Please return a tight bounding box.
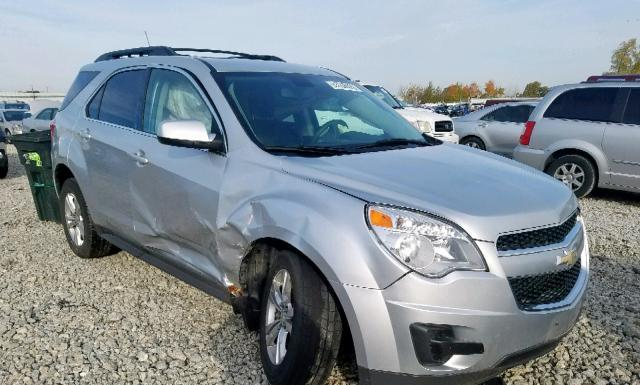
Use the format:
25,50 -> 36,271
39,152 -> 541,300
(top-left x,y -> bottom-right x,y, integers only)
1,0 -> 639,94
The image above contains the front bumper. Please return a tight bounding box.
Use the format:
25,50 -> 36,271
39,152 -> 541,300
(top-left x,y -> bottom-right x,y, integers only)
432,132 -> 459,144
344,229 -> 588,385
512,146 -> 548,171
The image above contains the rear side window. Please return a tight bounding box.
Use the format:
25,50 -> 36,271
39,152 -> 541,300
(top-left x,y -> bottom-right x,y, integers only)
544,88 -> 619,122
623,89 -> 640,125
98,70 -> 148,129
60,71 -> 100,111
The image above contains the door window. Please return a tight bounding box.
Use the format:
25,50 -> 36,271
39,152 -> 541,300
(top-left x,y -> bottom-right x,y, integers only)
143,69 -> 217,135
98,70 -> 148,129
623,89 -> 640,125
544,88 -> 620,122
36,108 -> 55,120
481,106 -> 518,122
60,71 -> 100,110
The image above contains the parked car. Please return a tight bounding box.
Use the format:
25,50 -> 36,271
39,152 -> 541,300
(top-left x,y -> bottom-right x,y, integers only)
0,128 -> 7,179
0,100 -> 30,110
455,101 -> 538,157
433,104 -> 450,116
0,109 -> 31,138
448,103 -> 470,117
362,84 -> 459,143
52,46 -> 588,385
514,76 -> 640,197
21,105 -> 60,132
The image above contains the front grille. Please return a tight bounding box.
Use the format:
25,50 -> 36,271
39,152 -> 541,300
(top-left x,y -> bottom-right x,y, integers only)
508,258 -> 581,310
497,212 -> 578,252
434,121 -> 453,132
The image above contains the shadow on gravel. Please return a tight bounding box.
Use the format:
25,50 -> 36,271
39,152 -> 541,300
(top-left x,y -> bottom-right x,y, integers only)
588,188 -> 640,206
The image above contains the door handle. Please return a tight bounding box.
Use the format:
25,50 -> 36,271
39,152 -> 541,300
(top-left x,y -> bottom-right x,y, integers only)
79,129 -> 92,141
131,150 -> 149,165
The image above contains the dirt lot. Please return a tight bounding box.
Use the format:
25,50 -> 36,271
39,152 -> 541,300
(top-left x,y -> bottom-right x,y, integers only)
1,145 -> 639,385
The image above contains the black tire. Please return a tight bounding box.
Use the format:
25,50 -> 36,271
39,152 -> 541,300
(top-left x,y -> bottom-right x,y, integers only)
460,136 -> 486,150
259,249 -> 342,385
60,178 -> 117,258
4,129 -> 11,144
0,150 -> 7,179
546,155 -> 596,198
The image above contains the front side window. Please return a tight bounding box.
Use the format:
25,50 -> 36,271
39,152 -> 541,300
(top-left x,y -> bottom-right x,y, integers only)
98,70 -> 148,129
544,88 -> 619,122
36,108 -> 54,120
623,89 -> 640,125
481,106 -> 513,122
143,69 -> 216,135
215,72 -> 426,151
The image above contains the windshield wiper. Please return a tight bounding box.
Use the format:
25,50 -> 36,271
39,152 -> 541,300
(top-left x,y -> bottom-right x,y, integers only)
392,105 -> 404,109
264,145 -> 351,156
352,138 -> 430,150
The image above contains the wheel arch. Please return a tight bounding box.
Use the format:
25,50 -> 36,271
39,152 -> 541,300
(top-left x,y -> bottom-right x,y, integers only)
54,163 -> 75,194
544,145 -> 605,186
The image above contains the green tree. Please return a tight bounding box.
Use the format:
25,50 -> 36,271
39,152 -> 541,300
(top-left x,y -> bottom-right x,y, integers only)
610,38 -> 640,74
522,81 -> 550,97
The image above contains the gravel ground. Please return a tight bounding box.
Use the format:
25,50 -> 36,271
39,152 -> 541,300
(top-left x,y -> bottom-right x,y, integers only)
1,145 -> 639,385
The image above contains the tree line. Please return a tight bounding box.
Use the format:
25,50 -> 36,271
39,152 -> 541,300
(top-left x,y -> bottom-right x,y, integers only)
399,37 -> 640,105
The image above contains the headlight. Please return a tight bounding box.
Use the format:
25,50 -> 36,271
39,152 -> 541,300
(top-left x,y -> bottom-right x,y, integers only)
411,120 -> 432,133
366,205 -> 486,278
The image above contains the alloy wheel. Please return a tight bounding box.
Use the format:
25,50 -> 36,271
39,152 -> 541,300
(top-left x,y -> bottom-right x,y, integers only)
64,193 -> 85,247
553,163 -> 585,191
264,269 -> 294,365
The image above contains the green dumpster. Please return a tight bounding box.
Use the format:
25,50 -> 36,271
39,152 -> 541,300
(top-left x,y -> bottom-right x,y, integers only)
11,131 -> 61,223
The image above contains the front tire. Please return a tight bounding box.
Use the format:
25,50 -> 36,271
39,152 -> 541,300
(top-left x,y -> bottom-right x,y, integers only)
460,136 -> 486,150
60,178 -> 117,258
259,250 -> 342,385
546,155 -> 596,198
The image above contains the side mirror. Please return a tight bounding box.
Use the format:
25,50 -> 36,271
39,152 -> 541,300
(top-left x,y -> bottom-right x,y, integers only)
157,120 -> 224,152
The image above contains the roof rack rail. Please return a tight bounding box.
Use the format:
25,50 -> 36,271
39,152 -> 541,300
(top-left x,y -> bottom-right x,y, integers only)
585,74 -> 640,83
95,46 -> 285,63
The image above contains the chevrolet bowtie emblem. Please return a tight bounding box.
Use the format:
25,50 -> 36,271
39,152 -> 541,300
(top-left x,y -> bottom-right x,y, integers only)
557,248 -> 578,266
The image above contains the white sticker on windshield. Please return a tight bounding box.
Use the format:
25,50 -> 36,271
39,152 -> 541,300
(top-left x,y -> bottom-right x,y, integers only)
326,80 -> 362,92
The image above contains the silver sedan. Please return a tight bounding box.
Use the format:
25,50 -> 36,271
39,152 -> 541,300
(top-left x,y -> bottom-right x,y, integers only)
454,101 -> 537,157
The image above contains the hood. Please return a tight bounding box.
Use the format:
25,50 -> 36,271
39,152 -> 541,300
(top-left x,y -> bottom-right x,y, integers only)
396,107 -> 451,124
280,144 -> 577,242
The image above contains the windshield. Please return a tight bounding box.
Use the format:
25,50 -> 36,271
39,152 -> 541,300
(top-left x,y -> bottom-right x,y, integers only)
215,73 -> 426,153
3,111 -> 28,121
363,85 -> 403,109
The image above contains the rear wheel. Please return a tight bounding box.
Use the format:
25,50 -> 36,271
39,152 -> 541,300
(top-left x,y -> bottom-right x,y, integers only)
259,250 -> 342,385
546,155 -> 596,198
460,136 -> 486,150
60,178 -> 117,258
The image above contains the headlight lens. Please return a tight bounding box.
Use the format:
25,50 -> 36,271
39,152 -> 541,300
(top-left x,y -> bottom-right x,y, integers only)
411,120 -> 432,133
367,205 -> 486,278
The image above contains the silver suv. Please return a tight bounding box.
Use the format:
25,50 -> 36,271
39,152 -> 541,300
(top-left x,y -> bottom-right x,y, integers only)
514,76 -> 640,197
52,47 -> 589,385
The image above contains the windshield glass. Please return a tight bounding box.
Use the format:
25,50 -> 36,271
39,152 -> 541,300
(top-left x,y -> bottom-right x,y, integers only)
215,73 -> 425,151
363,85 -> 403,109
3,111 -> 28,121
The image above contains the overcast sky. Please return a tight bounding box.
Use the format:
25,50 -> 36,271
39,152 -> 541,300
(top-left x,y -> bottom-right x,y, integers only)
1,0 -> 639,94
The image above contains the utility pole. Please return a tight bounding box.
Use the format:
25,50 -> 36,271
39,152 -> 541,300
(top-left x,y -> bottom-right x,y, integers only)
144,31 -> 151,47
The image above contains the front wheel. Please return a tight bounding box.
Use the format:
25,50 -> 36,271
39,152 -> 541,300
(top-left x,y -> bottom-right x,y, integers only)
546,155 -> 596,198
460,136 -> 486,150
259,250 -> 342,385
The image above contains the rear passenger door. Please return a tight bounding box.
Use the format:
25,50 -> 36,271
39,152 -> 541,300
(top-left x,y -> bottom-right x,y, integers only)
479,105 -> 530,156
127,67 -> 228,283
603,88 -> 640,189
82,68 -> 149,237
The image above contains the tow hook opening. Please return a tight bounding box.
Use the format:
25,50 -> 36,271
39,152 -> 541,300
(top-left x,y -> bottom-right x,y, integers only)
410,323 -> 484,366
